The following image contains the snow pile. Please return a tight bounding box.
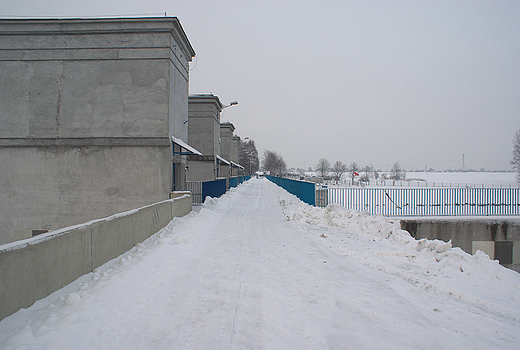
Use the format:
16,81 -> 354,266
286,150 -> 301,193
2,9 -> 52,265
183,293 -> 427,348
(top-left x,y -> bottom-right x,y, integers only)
268,180 -> 520,307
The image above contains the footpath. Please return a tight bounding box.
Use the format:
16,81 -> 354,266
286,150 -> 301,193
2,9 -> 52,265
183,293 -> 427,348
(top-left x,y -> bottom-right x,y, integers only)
1,178 -> 520,349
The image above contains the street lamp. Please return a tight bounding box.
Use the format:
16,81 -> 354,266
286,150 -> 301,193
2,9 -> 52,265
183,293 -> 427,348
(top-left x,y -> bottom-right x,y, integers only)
221,101 -> 238,110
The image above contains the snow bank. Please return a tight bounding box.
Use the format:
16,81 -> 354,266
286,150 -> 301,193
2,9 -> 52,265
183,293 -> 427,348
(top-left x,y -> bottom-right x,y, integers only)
268,180 -> 520,309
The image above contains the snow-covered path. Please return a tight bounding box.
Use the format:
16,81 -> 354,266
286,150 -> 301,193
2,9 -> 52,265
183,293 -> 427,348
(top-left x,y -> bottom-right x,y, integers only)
1,178 -> 520,349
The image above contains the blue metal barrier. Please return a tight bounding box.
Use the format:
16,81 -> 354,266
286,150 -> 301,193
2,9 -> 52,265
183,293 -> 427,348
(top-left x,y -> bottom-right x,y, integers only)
188,176 -> 252,204
202,179 -> 227,201
266,176 -> 316,206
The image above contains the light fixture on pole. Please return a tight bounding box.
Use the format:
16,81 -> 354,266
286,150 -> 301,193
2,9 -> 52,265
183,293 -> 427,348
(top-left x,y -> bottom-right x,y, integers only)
222,101 -> 238,110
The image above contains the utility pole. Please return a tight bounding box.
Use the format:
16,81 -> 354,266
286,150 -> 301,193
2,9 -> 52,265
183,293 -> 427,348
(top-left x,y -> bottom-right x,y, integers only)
462,153 -> 465,172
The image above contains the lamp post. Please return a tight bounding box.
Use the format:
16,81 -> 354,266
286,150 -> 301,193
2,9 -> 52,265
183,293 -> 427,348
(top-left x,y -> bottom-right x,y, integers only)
221,101 -> 238,110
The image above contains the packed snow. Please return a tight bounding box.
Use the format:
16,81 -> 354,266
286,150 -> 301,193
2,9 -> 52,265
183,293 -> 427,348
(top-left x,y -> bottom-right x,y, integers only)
1,178 -> 519,349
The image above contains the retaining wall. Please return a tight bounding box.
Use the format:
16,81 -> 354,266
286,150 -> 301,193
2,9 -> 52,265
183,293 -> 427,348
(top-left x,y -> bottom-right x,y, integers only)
0,193 -> 191,320
400,218 -> 520,270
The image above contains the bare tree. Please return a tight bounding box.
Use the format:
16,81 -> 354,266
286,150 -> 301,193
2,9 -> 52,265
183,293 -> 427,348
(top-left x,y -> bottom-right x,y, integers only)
331,161 -> 347,184
360,165 -> 372,183
239,139 -> 259,175
348,162 -> 359,182
390,162 -> 405,182
261,150 -> 287,176
315,158 -> 330,179
512,129 -> 520,183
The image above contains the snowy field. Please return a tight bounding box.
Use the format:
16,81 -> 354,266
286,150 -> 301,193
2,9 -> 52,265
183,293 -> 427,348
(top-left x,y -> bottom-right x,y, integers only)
404,171 -> 518,188
316,171 -> 519,188
1,178 -> 520,349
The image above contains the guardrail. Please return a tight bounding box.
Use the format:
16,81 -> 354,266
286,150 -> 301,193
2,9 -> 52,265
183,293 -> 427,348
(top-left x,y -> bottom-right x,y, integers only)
323,187 -> 520,216
0,193 -> 192,320
266,176 -> 316,206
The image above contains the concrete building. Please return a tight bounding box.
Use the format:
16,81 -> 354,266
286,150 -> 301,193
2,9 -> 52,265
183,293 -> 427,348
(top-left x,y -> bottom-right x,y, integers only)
187,94 -> 243,181
186,94 -> 223,182
231,135 -> 242,176
219,122 -> 235,178
0,18 -> 196,244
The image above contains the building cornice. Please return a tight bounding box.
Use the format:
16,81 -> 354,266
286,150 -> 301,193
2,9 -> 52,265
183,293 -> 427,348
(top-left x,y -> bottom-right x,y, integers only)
0,17 -> 195,61
0,137 -> 171,147
188,94 -> 224,111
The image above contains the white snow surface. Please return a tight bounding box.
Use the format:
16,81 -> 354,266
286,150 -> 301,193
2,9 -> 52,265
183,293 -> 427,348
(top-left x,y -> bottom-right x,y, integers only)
1,178 -> 520,349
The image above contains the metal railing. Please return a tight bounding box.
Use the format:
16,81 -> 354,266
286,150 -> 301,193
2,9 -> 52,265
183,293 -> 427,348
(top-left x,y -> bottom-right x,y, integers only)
186,181 -> 204,204
323,187 -> 520,217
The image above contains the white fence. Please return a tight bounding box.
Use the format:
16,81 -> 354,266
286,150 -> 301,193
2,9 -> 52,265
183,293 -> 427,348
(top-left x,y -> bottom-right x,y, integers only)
332,180 -> 520,189
325,187 -> 520,216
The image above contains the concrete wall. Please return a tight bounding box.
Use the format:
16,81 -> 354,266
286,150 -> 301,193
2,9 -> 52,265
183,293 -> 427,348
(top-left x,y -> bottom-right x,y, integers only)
401,219 -> 520,270
219,122 -> 235,178
188,94 -> 222,156
0,146 -> 171,243
231,135 -> 241,176
401,219 -> 520,253
219,122 -> 234,161
0,18 -> 195,244
187,156 -> 216,182
232,136 -> 240,164
0,18 -> 194,140
0,194 -> 192,320
187,95 -> 222,182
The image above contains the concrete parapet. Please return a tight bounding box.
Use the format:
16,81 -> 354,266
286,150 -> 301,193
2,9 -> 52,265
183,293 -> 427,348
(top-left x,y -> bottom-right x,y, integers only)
170,191 -> 191,199
401,218 -> 520,272
0,194 -> 191,320
0,225 -> 92,320
472,241 -> 495,259
400,219 -> 520,254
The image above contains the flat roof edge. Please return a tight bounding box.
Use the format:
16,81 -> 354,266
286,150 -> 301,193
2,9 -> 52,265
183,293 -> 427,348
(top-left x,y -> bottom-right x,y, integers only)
0,17 -> 196,59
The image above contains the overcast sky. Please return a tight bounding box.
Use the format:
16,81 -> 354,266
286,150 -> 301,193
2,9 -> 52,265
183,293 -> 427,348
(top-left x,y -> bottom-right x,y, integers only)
2,0 -> 519,171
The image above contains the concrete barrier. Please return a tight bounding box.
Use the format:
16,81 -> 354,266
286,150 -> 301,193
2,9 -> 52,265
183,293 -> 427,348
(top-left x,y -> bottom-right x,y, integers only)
0,193 -> 191,320
401,218 -> 520,271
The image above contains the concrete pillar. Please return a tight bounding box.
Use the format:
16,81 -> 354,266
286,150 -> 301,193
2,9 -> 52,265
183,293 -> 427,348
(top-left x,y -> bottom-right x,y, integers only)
219,122 -> 235,178
187,94 -> 223,182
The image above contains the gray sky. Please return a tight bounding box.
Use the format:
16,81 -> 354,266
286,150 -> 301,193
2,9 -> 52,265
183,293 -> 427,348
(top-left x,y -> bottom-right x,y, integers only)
2,0 -> 519,171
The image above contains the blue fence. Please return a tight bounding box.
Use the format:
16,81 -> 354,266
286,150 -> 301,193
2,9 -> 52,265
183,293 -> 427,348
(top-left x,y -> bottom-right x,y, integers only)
229,176 -> 251,188
266,176 -> 316,206
324,187 -> 520,217
202,179 -> 227,201
239,175 -> 251,184
187,176 -> 252,204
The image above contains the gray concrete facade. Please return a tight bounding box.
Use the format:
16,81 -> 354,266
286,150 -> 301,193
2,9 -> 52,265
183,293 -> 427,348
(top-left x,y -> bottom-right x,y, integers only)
0,18 -> 195,244
187,94 -> 223,182
219,122 -> 235,178
231,135 -> 241,176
